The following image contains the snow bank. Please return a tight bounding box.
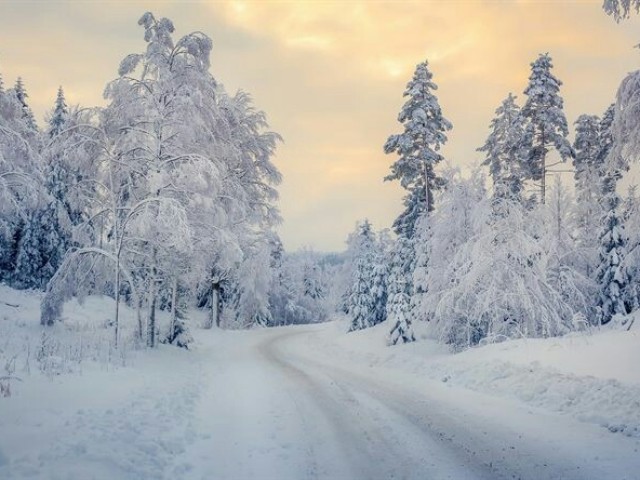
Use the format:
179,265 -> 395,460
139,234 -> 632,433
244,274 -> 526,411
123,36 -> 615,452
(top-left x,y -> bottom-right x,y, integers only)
304,316 -> 640,438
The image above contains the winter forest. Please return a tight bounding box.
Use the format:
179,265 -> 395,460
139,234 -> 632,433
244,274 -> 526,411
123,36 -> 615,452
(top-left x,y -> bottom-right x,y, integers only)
1,2 -> 640,480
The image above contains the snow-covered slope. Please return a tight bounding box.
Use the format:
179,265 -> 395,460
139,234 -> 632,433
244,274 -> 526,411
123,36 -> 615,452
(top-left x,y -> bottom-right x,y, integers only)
306,316 -> 640,438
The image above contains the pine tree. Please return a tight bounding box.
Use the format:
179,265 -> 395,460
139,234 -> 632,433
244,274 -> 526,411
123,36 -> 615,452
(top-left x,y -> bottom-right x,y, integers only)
13,88 -> 74,289
573,114 -> 604,278
370,252 -> 388,325
410,213 -> 431,323
13,77 -> 38,132
521,53 -> 573,204
596,168 -> 629,325
392,186 -> 426,240
384,60 -> 452,216
387,235 -> 415,345
478,93 -> 526,200
348,220 -> 377,332
49,87 -> 68,137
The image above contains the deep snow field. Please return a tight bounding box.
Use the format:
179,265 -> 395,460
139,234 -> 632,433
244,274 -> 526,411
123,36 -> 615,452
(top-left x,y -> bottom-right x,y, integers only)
1,284 -> 639,480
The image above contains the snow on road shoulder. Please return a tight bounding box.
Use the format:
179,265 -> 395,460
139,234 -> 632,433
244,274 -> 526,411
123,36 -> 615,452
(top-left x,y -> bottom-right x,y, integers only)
299,316 -> 640,438
0,285 -> 208,480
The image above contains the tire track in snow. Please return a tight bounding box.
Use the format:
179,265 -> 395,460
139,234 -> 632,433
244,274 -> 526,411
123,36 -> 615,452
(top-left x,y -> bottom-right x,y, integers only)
258,330 -> 494,480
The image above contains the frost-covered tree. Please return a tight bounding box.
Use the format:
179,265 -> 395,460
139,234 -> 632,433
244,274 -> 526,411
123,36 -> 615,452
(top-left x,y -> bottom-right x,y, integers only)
348,220 -> 377,332
13,88 -> 75,290
13,77 -> 38,132
572,114 -> 605,278
49,87 -> 68,137
387,235 -> 415,345
429,187 -> 575,349
543,176 -> 594,322
370,246 -> 388,326
41,12 -> 283,344
521,54 -> 573,204
384,60 -> 452,218
595,168 -> 629,325
0,78 -> 41,281
478,93 -> 526,200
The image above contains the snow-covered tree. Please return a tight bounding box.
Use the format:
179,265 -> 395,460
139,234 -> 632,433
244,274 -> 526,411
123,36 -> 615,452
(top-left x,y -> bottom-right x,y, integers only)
13,88 -> 75,290
13,77 -> 38,132
571,114 -> 605,278
595,168 -> 629,324
384,60 -> 452,217
521,53 -> 573,204
543,176 -> 594,322
347,220 -> 377,332
387,235 -> 415,345
41,12 -> 283,344
48,87 -> 68,137
0,78 -> 41,281
478,93 -> 526,200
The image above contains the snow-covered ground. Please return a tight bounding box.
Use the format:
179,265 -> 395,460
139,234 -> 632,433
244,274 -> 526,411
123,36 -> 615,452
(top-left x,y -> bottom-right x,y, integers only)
1,287 -> 639,479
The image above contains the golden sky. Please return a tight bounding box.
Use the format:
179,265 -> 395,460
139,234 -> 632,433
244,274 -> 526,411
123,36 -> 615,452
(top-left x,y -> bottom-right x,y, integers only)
1,0 -> 639,250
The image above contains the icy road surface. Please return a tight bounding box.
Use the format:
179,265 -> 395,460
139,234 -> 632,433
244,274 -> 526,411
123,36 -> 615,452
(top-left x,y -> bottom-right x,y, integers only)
1,323 -> 639,479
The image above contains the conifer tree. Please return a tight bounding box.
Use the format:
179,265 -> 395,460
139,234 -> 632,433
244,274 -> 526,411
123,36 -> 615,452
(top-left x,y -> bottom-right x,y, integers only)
13,77 -> 38,132
573,114 -> 604,277
371,252 -> 388,325
384,60 -> 452,220
13,88 -> 74,289
478,93 -> 526,200
596,164 -> 630,325
49,87 -> 68,137
521,53 -> 573,203
387,235 -> 415,345
348,220 -> 377,332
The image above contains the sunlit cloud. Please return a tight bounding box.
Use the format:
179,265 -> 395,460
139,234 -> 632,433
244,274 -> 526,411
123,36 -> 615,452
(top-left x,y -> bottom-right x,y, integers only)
2,0 -> 640,250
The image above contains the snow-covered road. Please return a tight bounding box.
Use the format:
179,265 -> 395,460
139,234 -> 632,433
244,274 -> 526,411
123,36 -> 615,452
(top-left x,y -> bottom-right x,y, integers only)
182,325 -> 640,480
2,323 -> 640,479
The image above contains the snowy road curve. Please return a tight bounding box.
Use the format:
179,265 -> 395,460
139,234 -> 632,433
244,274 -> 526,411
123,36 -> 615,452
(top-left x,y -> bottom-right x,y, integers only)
182,326 -> 640,480
2,323 -> 639,479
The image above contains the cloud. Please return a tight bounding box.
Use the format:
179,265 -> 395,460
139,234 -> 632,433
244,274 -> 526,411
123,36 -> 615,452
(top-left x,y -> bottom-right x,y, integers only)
1,1 -> 640,250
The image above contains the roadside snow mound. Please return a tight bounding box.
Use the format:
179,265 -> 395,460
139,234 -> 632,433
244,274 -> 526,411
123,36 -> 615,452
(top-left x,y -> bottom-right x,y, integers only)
306,318 -> 640,438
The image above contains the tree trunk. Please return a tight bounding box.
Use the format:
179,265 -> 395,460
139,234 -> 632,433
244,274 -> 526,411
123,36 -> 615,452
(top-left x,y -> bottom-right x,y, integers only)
147,249 -> 158,348
169,277 -> 178,343
114,255 -> 120,347
205,281 -> 221,329
423,162 -> 430,214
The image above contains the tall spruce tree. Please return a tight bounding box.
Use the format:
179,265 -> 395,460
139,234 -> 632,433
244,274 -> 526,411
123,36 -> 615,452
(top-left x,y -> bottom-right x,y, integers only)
384,60 -> 452,225
478,93 -> 526,200
521,53 -> 573,204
